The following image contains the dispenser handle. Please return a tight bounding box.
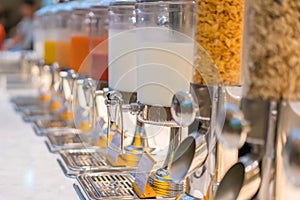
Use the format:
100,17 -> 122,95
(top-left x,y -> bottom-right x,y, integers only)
82,78 -> 97,130
171,90 -> 198,127
217,104 -> 249,149
105,90 -> 124,151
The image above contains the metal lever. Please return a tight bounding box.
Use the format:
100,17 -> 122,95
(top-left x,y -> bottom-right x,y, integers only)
169,90 -> 208,182
283,128 -> 300,187
105,90 -> 124,151
171,90 -> 198,128
217,104 -> 249,149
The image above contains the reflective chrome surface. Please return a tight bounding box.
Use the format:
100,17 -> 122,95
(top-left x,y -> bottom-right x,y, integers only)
171,90 -> 198,128
215,154 -> 261,200
77,172 -> 136,200
283,128 -> 300,187
217,104 -> 249,149
170,132 -> 207,183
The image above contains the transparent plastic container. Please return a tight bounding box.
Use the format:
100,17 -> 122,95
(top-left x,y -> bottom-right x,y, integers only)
33,7 -> 48,59
89,5 -> 109,83
69,2 -> 92,73
55,2 -> 73,69
193,0 -> 244,86
43,5 -> 59,65
136,0 -> 194,107
108,0 -> 137,92
242,0 -> 300,100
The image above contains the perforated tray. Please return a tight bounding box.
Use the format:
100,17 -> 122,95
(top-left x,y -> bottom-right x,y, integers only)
77,172 -> 136,199
60,149 -> 107,171
45,131 -> 91,152
11,96 -> 40,108
35,118 -> 69,129
33,118 -> 75,136
22,107 -> 54,122
58,148 -> 136,177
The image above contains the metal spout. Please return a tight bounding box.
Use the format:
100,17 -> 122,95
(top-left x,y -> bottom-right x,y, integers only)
215,154 -> 261,200
125,120 -> 157,154
170,132 -> 208,183
162,126 -> 182,170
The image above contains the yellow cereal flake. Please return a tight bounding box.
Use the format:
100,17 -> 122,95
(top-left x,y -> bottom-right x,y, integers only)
194,0 -> 244,86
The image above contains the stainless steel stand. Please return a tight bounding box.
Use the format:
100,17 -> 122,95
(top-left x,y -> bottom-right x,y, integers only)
138,105 -> 185,198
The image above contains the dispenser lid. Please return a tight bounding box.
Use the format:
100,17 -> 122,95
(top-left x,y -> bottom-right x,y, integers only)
73,0 -> 94,10
109,0 -> 136,6
136,0 -> 193,2
35,6 -> 49,16
46,4 -> 60,14
98,0 -> 114,6
56,2 -> 74,13
35,4 -> 58,16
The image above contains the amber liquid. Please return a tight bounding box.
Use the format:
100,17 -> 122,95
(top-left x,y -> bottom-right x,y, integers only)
56,41 -> 71,69
44,40 -> 57,65
70,35 -> 90,72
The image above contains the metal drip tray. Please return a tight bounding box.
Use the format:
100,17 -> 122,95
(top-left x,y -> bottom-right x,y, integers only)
36,119 -> 69,129
22,107 -> 54,122
15,104 -> 44,113
60,149 -> 107,170
58,148 -> 136,177
33,118 -> 75,136
77,172 -> 136,199
11,96 -> 40,108
46,131 -> 90,152
23,107 -> 51,116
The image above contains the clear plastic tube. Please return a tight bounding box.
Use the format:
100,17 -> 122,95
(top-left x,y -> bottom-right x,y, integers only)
193,0 -> 244,86
242,0 -> 300,100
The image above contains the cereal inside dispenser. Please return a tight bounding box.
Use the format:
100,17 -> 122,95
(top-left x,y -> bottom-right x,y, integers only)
242,0 -> 300,100
194,0 -> 244,85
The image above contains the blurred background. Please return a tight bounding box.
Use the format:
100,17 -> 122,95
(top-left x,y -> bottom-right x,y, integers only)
0,0 -> 43,37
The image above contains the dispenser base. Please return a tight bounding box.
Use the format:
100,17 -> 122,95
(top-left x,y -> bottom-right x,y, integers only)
148,168 -> 185,198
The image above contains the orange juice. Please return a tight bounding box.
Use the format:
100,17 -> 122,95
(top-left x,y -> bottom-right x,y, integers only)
56,41 -> 71,69
91,35 -> 107,48
70,35 -> 90,72
44,40 -> 57,65
91,36 -> 108,81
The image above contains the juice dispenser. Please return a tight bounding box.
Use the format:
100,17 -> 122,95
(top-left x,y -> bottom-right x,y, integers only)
33,6 -> 49,60
106,0 -> 158,167
55,2 -> 74,70
43,5 -> 59,65
89,4 -> 109,87
135,0 -> 195,197
69,1 -> 93,74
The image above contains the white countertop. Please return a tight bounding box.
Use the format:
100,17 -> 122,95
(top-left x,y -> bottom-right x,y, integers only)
0,89 -> 78,200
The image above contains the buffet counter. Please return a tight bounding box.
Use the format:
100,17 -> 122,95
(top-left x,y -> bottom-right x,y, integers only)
0,89 -> 78,200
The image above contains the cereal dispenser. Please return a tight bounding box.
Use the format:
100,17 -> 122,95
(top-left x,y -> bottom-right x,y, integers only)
214,0 -> 300,199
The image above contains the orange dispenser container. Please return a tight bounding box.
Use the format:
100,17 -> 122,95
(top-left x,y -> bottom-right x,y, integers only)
90,5 -> 108,83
